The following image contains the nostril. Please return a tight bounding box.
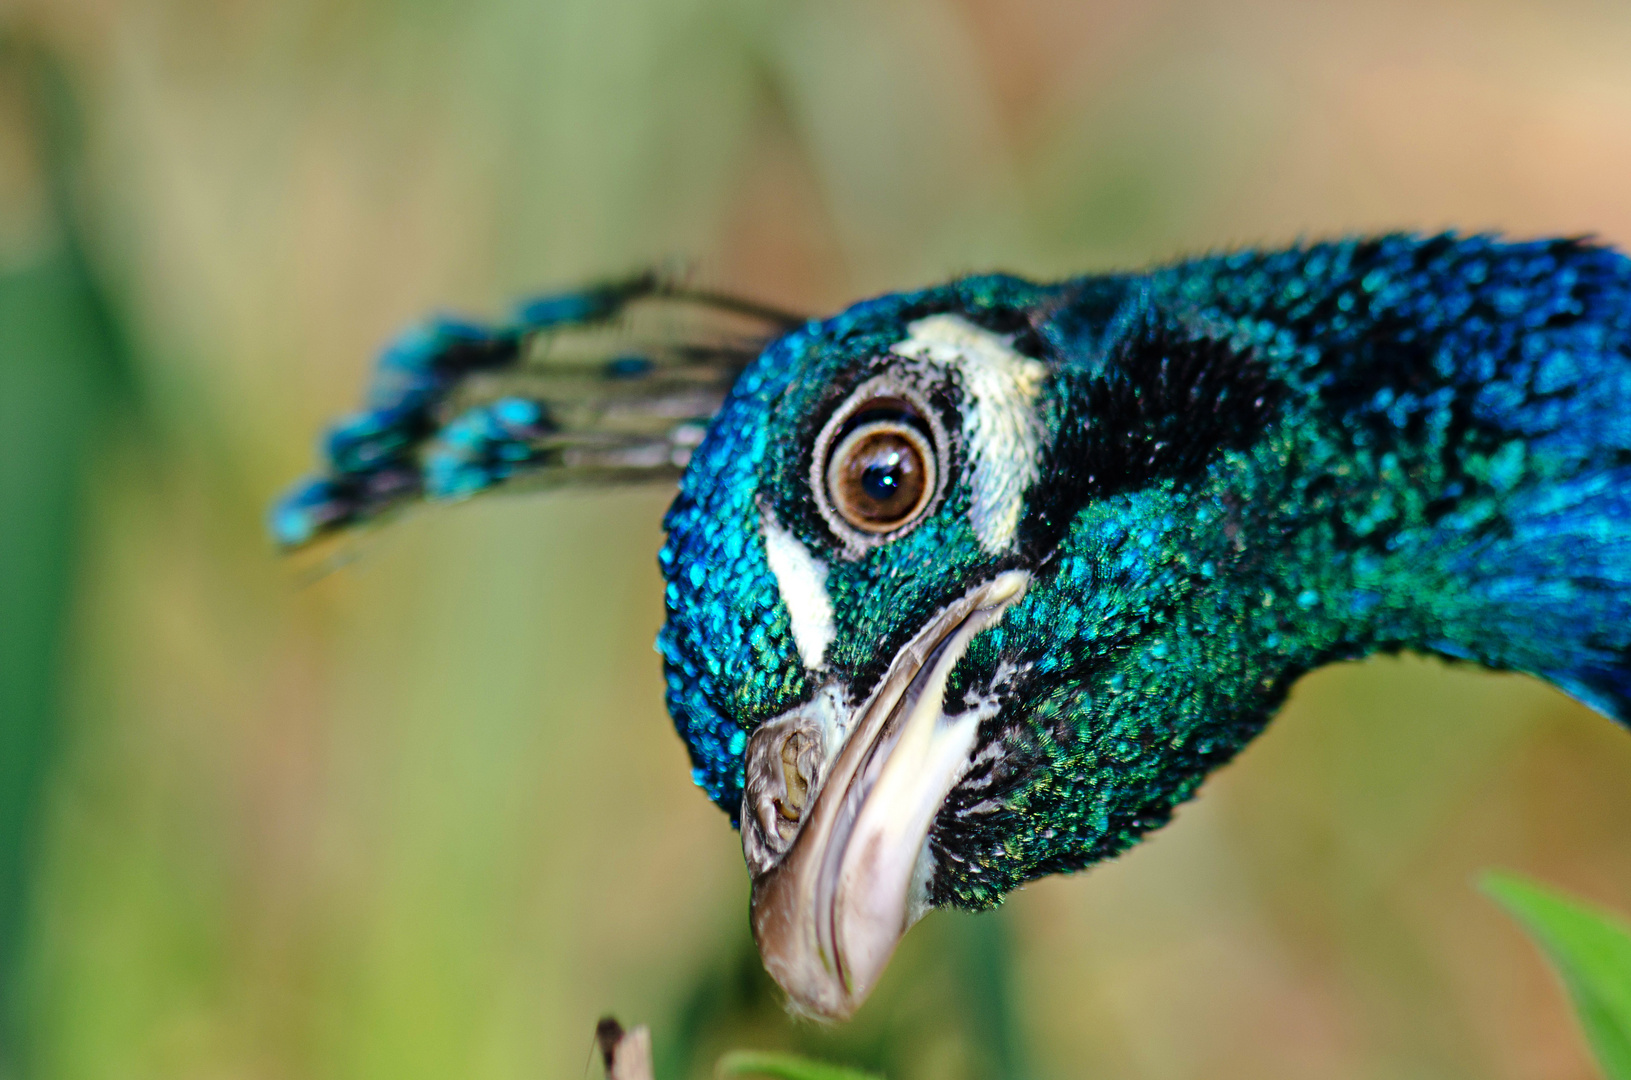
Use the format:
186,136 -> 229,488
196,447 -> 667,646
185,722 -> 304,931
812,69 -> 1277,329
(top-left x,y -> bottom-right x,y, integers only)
742,713 -> 830,876
775,733 -> 811,836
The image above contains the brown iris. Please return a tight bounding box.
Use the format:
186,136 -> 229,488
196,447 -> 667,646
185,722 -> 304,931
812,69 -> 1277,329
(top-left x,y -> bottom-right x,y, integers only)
826,418 -> 936,533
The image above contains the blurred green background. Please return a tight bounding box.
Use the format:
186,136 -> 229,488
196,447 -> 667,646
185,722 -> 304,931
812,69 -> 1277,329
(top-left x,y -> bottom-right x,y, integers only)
3,1 -> 1631,1077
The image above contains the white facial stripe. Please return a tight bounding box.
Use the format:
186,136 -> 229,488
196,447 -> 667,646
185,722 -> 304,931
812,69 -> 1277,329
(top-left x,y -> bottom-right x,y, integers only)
762,513 -> 836,670
890,314 -> 1048,553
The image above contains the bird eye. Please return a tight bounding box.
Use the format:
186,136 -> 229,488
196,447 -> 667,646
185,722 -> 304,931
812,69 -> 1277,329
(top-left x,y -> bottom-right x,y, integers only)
824,404 -> 937,534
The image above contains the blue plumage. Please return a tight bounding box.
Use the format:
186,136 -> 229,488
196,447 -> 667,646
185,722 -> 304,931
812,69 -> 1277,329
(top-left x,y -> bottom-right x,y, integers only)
272,234 -> 1631,1017
1130,235 -> 1631,721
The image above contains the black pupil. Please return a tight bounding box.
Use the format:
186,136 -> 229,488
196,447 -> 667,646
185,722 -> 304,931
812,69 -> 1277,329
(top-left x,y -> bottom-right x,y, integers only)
861,455 -> 903,500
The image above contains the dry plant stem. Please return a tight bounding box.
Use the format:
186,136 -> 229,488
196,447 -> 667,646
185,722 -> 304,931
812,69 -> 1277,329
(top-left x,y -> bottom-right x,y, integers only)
596,1017 -> 655,1080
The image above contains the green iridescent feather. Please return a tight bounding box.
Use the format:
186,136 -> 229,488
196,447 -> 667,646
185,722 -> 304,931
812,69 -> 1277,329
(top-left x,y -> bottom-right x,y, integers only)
275,233 -> 1631,910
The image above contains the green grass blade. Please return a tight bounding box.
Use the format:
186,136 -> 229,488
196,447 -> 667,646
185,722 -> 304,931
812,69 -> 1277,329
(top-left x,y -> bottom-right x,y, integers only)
0,36 -> 134,1078
715,1049 -> 884,1080
1484,872 -> 1631,1080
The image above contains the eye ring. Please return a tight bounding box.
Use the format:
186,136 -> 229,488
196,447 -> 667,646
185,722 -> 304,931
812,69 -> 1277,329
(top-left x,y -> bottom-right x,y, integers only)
825,420 -> 936,534
809,378 -> 948,552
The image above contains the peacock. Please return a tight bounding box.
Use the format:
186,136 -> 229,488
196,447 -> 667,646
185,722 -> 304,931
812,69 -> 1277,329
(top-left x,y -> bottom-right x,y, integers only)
272,234 -> 1631,1020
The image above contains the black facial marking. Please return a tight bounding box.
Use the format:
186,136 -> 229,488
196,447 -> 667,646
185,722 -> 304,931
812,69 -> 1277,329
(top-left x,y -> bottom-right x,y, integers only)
1021,321 -> 1285,559
1080,324 -> 1283,493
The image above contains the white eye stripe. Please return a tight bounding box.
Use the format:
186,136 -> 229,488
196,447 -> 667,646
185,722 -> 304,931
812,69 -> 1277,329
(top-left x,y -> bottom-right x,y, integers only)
762,511 -> 836,670
890,314 -> 1048,554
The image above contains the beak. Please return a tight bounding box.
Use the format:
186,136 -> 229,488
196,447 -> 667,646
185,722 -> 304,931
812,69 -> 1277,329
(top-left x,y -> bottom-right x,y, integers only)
741,570 -> 1030,1021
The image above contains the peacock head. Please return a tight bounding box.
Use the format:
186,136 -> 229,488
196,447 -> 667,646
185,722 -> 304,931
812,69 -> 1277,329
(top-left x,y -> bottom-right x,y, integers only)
287,237 -> 1616,1023
658,273 -> 1284,1019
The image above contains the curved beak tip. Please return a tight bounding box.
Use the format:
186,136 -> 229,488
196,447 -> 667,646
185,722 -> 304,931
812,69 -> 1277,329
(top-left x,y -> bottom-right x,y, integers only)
743,571 -> 1031,1021
749,864 -> 911,1022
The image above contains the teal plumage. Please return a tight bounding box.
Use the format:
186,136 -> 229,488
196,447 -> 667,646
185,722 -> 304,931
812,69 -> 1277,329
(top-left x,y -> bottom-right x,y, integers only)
273,233 -> 1631,1014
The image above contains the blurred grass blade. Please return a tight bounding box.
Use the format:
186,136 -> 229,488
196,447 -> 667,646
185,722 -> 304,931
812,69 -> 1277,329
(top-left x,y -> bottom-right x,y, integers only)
0,252 -> 111,1073
954,908 -> 1027,1080
716,1049 -> 884,1080
1483,872 -> 1631,1079
0,35 -> 135,1076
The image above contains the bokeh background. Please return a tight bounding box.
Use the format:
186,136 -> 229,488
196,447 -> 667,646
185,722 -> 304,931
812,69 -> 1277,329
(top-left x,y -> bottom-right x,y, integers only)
3,1 -> 1631,1078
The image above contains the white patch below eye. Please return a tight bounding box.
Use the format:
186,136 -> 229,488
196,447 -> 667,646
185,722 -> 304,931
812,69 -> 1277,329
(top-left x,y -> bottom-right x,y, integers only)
762,514 -> 836,670
890,314 -> 1048,553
